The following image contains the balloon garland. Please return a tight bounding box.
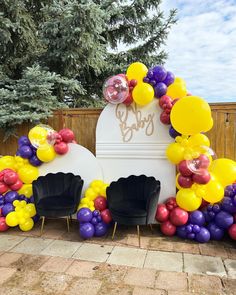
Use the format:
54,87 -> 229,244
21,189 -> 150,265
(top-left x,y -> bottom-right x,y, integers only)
103,61 -> 236,242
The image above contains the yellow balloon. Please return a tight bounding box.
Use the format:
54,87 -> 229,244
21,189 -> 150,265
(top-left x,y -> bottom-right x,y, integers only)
6,212 -> 19,227
170,96 -> 213,135
209,158 -> 236,187
176,173 -> 182,190
132,83 -> 154,106
202,176 -> 224,203
18,184 -> 33,198
19,218 -> 34,231
14,156 -> 28,171
174,77 -> 186,86
126,62 -> 148,82
18,165 -> 39,184
36,145 -> 56,162
166,82 -> 187,99
188,134 -> 210,148
85,188 -> 97,200
0,156 -> 16,171
28,125 -> 48,148
100,184 -> 109,197
166,143 -> 184,164
25,204 -> 36,217
176,189 -> 202,211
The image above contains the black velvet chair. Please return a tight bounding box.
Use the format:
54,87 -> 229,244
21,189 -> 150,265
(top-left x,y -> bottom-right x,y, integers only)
107,175 -> 161,247
32,172 -> 84,234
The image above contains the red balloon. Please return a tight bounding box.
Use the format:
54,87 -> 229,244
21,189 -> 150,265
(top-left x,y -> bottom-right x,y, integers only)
159,95 -> 172,110
10,179 -> 23,191
129,79 -> 138,87
0,182 -> 8,194
59,128 -> 75,143
178,160 -> 193,177
54,142 -> 69,155
101,209 -> 112,224
0,208 -> 2,217
192,170 -> 211,185
169,207 -> 188,226
3,171 -> 18,185
0,217 -> 9,232
198,154 -> 210,169
160,111 -> 170,125
123,93 -> 133,105
178,175 -> 193,188
165,197 -> 178,211
160,221 -> 176,236
228,224 -> 236,240
94,196 -> 107,211
155,204 -> 170,222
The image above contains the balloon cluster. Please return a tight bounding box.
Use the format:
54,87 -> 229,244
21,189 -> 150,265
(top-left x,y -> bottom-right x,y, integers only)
155,197 -> 189,236
0,169 -> 23,194
159,95 -> 176,125
17,136 -> 42,166
77,180 -> 112,239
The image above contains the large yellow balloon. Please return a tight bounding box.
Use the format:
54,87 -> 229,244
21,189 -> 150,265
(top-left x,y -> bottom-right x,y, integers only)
188,134 -> 210,148
202,176 -> 224,203
6,212 -> 19,227
132,83 -> 154,106
166,143 -> 184,164
176,188 -> 202,211
209,158 -> 236,187
28,125 -> 48,148
166,82 -> 187,99
0,156 -> 16,171
19,218 -> 34,231
18,184 -> 33,198
18,165 -> 39,184
126,62 -> 148,83
36,145 -> 56,162
170,96 -> 213,135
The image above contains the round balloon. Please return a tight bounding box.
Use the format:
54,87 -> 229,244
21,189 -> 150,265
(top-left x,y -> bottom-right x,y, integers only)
209,158 -> 236,187
126,62 -> 148,82
195,227 -> 210,243
80,222 -> 95,239
166,143 -> 184,164
160,220 -> 176,236
202,176 -> 224,203
169,207 -> 188,226
176,189 -> 202,211
189,210 -> 205,226
132,82 -> 154,106
166,82 -> 187,99
77,208 -> 93,223
18,165 -> 39,184
228,224 -> 236,240
19,218 -> 34,231
103,75 -> 129,104
94,221 -> 108,237
36,145 -> 56,162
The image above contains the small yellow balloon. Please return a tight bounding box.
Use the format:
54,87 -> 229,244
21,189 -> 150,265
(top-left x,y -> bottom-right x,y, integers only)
19,218 -> 34,231
0,156 -> 16,171
126,62 -> 148,82
132,83 -> 154,106
170,96 -> 213,135
166,143 -> 185,164
176,173 -> 182,190
36,145 -> 56,162
85,188 -> 97,200
202,176 -> 224,203
188,134 -> 210,148
176,188 -> 202,211
100,184 -> 109,197
18,184 -> 33,198
209,158 -> 236,187
14,156 -> 28,171
174,77 -> 186,86
18,165 -> 39,184
25,204 -> 36,217
6,212 -> 19,227
166,82 -> 187,99
91,180 -> 104,188
28,125 -> 48,148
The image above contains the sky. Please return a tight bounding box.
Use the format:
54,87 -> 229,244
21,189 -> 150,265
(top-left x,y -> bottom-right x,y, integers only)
161,0 -> 236,102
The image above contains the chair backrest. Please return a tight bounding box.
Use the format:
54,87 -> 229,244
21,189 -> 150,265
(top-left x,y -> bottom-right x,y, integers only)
33,172 -> 82,202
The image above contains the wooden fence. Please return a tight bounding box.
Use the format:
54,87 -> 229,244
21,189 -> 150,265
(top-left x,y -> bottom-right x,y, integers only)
0,103 -> 235,160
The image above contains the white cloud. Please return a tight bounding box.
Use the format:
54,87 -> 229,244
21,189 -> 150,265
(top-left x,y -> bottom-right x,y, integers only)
162,0 -> 236,102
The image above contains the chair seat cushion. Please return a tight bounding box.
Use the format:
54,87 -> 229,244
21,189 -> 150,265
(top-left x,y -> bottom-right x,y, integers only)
38,195 -> 74,211
110,200 -> 147,217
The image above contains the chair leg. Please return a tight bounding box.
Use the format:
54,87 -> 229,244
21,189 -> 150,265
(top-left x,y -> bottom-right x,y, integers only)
137,225 -> 141,247
69,214 -> 73,224
40,216 -> 45,236
149,224 -> 154,234
112,222 -> 117,240
66,217 -> 70,232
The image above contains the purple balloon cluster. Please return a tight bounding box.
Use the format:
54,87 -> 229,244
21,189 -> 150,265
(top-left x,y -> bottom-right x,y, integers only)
77,208 -> 108,239
16,136 -> 42,167
0,191 -> 34,217
143,66 -> 175,98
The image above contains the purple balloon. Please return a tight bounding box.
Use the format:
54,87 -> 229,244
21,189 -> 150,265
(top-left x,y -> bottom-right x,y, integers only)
195,227 -> 210,243
221,197 -> 236,213
192,225 -> 201,233
16,150 -> 21,156
33,214 -> 40,223
94,222 -> 108,237
2,203 -> 14,216
186,224 -> 193,233
93,210 -> 100,217
233,195 -> 236,206
187,233 -> 195,240
154,82 -> 167,98
152,66 -> 167,82
19,145 -> 33,159
163,71 -> 175,86
77,208 -> 93,223
212,204 -> 221,213
169,126 -> 181,138
0,195 -> 4,206
80,222 -> 95,239
18,136 -> 30,147
29,155 -> 42,167
149,79 -> 157,86
91,217 -> 98,225
29,196 -> 35,203
189,210 -> 205,226
147,70 -> 154,79
97,215 -> 102,222
143,77 -> 150,83
207,222 -> 225,240
4,191 -> 19,203
215,211 -> 234,229
176,225 -> 187,238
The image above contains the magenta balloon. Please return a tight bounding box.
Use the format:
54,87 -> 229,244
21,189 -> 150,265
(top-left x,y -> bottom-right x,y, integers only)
103,75 -> 129,104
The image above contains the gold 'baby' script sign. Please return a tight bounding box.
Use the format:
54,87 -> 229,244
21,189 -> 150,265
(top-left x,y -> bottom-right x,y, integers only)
115,104 -> 155,142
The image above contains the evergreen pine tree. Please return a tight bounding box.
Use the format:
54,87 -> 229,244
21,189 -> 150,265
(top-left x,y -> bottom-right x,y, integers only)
0,0 -> 177,133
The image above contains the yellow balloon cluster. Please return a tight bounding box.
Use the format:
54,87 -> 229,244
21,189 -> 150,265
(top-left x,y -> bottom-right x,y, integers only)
18,184 -> 33,198
78,180 -> 109,211
166,77 -> 187,99
6,200 -> 36,231
166,133 -> 211,164
170,96 -> 213,135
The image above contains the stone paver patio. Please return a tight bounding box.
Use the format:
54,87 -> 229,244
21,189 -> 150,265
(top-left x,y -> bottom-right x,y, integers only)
0,218 -> 235,294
